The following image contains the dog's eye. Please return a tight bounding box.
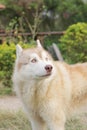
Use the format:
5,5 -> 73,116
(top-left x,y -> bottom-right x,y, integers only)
23,62 -> 28,65
31,58 -> 37,63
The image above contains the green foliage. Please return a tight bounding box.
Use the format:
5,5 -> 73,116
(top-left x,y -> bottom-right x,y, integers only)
0,42 -> 35,89
56,0 -> 87,30
44,35 -> 60,48
1,0 -> 87,32
0,43 -> 16,87
59,22 -> 87,63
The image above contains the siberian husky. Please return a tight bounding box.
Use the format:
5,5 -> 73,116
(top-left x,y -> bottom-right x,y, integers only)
12,40 -> 87,130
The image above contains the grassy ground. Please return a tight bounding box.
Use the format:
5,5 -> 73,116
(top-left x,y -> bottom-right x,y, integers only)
0,82 -> 14,96
66,113 -> 87,130
0,110 -> 87,130
0,110 -> 31,130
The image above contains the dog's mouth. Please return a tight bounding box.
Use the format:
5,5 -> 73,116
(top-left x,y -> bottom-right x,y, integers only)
38,72 -> 52,78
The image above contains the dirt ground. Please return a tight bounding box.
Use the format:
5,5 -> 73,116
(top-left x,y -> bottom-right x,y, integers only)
0,96 -> 22,111
0,95 -> 87,112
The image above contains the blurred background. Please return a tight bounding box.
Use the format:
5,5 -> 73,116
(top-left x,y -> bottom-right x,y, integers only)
0,0 -> 87,41
0,0 -> 87,94
0,1 -> 87,130
0,0 -> 87,31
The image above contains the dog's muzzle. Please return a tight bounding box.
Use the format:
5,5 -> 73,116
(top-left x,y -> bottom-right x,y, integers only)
45,65 -> 53,73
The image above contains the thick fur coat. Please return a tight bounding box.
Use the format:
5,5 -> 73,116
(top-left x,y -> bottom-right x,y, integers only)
12,40 -> 87,130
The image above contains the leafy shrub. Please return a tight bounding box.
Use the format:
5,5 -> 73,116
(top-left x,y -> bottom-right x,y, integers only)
59,22 -> 87,63
0,42 -> 35,89
44,35 -> 60,48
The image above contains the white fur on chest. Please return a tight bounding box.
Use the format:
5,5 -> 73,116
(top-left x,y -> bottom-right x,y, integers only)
16,79 -> 49,113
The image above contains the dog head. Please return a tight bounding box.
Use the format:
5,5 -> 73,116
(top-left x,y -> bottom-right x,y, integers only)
15,40 -> 54,80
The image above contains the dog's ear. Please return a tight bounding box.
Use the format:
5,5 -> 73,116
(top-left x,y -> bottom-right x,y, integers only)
36,39 -> 43,48
16,44 -> 23,58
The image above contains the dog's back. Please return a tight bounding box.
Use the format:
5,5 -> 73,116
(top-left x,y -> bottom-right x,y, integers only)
68,63 -> 87,112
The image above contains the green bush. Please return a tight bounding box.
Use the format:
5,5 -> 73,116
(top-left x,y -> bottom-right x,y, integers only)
0,42 -> 35,89
44,35 -> 60,48
59,22 -> 87,64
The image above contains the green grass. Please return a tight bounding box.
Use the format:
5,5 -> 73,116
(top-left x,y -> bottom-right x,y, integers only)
0,110 -> 31,130
0,110 -> 87,130
0,82 -> 14,96
0,87 -> 12,96
66,114 -> 87,130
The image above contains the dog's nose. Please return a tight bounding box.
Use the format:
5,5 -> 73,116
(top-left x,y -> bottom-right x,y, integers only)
45,65 -> 53,72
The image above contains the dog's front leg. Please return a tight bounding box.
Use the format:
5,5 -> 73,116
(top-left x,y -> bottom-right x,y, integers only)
46,116 -> 65,130
30,115 -> 46,130
48,113 -> 65,130
48,123 -> 65,130
41,106 -> 66,130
